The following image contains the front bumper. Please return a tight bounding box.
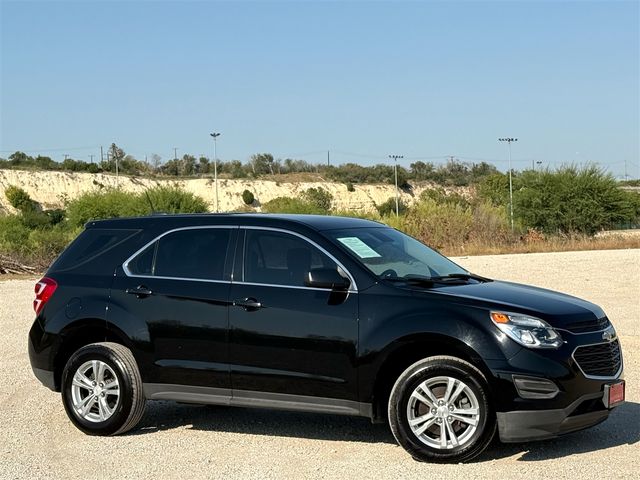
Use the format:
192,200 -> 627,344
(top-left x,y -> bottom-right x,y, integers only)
32,367 -> 56,391
497,391 -> 614,442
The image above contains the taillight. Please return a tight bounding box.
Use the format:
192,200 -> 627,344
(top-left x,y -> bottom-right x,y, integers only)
34,277 -> 57,315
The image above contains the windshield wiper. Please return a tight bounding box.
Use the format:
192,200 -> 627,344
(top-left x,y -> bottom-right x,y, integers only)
431,272 -> 493,283
381,275 -> 455,288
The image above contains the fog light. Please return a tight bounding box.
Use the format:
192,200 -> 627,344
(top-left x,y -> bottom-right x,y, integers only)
513,376 -> 559,399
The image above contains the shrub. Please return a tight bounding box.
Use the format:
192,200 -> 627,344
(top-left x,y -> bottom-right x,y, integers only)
144,185 -> 208,214
65,189 -> 146,227
261,197 -> 324,214
514,166 -> 638,234
4,185 -> 37,213
346,182 -> 355,192
301,187 -> 333,211
242,189 -> 255,205
376,197 -> 407,217
65,186 -> 208,227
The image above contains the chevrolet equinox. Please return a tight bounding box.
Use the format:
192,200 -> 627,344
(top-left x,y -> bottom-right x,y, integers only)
28,214 -> 625,462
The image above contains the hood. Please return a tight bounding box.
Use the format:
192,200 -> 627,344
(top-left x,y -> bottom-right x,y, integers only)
428,280 -> 605,330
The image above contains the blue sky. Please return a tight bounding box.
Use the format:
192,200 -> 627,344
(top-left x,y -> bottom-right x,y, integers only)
1,0 -> 638,178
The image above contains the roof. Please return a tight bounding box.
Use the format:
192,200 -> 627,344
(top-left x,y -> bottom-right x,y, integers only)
87,213 -> 385,232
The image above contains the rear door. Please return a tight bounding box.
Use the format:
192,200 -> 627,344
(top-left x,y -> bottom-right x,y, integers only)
109,226 -> 237,391
228,227 -> 359,407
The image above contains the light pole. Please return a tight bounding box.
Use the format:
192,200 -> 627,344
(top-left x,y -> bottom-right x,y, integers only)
498,138 -> 517,231
210,132 -> 221,212
389,154 -> 404,216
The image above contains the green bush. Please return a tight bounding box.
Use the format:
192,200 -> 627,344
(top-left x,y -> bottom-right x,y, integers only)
65,189 -> 145,227
301,187 -> 333,211
514,167 -> 638,234
242,189 -> 255,205
376,197 -> 407,217
144,185 -> 208,214
4,185 -> 37,213
65,186 -> 208,227
346,182 -> 355,192
261,197 -> 324,214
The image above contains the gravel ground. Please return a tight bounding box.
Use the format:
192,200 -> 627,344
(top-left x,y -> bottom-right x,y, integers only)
0,249 -> 638,479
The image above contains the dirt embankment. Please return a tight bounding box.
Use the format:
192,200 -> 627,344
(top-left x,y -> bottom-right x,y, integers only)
0,169 -> 456,214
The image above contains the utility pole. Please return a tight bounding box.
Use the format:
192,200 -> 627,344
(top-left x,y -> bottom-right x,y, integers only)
174,148 -> 178,162
327,150 -> 330,167
100,146 -> 104,163
89,154 -> 94,164
210,132 -> 221,213
111,144 -> 119,188
536,160 -> 542,170
624,159 -> 628,181
498,138 -> 518,231
64,154 -> 69,161
389,154 -> 404,217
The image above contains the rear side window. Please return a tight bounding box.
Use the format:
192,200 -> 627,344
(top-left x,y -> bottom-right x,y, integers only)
126,228 -> 232,281
50,229 -> 139,271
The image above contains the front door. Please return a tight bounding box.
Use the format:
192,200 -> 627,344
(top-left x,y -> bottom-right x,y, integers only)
228,228 -> 359,407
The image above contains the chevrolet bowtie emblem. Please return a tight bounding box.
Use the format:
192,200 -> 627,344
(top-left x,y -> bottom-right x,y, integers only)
602,328 -> 616,342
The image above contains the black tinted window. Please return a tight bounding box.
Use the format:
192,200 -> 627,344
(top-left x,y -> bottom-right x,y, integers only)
244,230 -> 336,286
51,229 -> 139,271
127,244 -> 155,275
131,228 -> 231,281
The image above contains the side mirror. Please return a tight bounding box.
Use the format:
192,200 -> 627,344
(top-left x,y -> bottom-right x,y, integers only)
305,268 -> 351,291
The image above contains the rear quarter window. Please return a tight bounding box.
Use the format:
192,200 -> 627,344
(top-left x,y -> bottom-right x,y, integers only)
50,229 -> 140,272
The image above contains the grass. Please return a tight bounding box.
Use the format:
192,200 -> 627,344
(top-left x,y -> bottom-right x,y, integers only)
441,233 -> 640,257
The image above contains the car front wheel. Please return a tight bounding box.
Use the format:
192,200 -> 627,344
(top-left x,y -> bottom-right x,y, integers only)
388,355 -> 496,463
61,342 -> 146,435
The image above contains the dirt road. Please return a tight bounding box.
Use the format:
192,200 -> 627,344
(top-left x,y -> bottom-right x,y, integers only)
1,249 -> 638,479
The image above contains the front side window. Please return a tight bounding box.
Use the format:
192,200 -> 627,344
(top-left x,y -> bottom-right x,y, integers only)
323,227 -> 467,279
243,230 -> 338,287
127,228 -> 231,281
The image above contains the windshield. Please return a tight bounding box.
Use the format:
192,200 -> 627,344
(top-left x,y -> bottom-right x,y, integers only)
324,227 -> 467,279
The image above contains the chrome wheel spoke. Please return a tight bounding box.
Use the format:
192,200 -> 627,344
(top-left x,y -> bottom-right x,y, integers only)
439,421 -> 447,448
96,361 -> 106,383
450,412 -> 478,426
413,417 -> 438,436
445,420 -> 459,447
78,394 -> 96,416
448,381 -> 467,404
73,372 -> 93,390
442,377 -> 457,403
98,396 -> 112,421
410,390 -> 433,408
417,381 -> 439,404
408,412 -> 435,427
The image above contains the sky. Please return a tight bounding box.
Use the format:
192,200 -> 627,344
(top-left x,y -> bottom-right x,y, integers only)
1,0 -> 638,178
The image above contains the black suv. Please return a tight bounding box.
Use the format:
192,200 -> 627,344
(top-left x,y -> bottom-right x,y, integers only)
28,214 -> 625,462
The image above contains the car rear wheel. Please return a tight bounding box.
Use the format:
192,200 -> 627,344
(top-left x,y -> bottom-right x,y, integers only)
388,355 -> 496,463
61,342 -> 146,435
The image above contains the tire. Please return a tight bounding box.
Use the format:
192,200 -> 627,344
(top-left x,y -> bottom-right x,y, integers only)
388,355 -> 496,463
61,342 -> 146,436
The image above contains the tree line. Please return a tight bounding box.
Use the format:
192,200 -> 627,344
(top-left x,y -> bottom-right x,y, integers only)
1,145 -> 501,187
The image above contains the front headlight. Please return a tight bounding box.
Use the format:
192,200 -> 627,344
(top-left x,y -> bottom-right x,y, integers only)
490,311 -> 563,349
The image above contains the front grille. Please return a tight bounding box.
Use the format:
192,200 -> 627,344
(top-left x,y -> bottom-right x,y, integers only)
566,316 -> 610,333
573,339 -> 622,377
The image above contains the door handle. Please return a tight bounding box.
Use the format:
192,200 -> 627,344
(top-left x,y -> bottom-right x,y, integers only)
233,297 -> 264,311
126,285 -> 153,298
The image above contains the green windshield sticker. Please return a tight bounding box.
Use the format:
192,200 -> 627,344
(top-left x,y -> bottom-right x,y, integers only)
337,237 -> 381,258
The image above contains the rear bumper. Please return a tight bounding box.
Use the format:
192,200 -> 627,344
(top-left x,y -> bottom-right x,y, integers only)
497,392 -> 612,442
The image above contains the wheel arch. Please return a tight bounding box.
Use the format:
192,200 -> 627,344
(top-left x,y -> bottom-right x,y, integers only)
370,334 -> 494,423
53,318 -> 132,391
